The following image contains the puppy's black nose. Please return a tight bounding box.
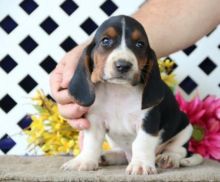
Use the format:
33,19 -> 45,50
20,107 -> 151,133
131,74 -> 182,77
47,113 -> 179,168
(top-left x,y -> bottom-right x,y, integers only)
115,60 -> 132,73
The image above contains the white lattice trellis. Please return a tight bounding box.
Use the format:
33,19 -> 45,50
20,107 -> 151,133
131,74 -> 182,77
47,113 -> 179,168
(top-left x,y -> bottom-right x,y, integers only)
0,0 -> 219,155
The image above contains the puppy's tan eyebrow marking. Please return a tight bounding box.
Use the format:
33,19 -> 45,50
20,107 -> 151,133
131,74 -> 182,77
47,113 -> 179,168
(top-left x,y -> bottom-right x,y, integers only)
91,50 -> 107,83
104,27 -> 117,38
131,29 -> 142,41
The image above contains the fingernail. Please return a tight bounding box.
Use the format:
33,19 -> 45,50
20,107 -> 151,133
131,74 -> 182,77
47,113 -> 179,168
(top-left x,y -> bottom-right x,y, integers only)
79,124 -> 83,130
79,106 -> 88,112
79,123 -> 89,130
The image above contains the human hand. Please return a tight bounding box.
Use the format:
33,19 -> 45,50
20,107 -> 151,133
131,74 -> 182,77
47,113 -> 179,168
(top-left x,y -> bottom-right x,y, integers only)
50,44 -> 91,131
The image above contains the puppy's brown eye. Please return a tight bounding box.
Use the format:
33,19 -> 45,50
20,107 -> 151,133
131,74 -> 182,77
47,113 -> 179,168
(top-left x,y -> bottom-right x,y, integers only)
101,37 -> 113,47
135,41 -> 145,48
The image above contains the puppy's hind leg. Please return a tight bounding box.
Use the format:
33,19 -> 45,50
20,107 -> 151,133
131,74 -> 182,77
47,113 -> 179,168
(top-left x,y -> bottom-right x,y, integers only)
156,147 -> 187,169
99,136 -> 128,166
156,124 -> 193,169
99,149 -> 128,166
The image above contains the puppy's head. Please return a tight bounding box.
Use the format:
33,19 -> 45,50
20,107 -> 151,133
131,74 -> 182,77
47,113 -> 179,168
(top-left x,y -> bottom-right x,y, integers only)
68,15 -> 164,108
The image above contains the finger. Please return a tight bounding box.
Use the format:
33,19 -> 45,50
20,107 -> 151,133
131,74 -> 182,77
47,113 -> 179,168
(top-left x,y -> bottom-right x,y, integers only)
50,72 -> 73,104
61,47 -> 84,88
50,51 -> 80,104
61,64 -> 75,88
49,64 -> 63,97
53,89 -> 73,105
49,64 -> 73,104
67,118 -> 90,130
58,103 -> 89,119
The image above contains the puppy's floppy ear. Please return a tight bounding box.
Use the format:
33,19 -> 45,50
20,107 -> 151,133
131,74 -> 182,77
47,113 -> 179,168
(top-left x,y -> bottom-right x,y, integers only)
68,40 -> 96,107
141,48 -> 165,109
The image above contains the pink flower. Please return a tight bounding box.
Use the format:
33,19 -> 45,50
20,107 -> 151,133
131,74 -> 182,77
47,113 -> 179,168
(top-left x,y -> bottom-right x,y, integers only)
176,92 -> 220,161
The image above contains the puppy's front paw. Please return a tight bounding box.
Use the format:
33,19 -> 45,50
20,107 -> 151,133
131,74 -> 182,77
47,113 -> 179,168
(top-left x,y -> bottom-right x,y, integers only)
61,156 -> 98,171
126,160 -> 157,175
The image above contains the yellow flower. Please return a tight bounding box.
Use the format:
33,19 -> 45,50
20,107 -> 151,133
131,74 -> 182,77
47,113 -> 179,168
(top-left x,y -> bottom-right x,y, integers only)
158,58 -> 175,74
26,90 -> 80,156
102,141 -> 111,151
58,139 -> 75,153
159,59 -> 177,90
161,73 -> 177,89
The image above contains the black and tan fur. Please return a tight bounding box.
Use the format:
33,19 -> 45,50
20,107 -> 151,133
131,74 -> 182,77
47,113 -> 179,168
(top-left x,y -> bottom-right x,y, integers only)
63,15 -> 203,175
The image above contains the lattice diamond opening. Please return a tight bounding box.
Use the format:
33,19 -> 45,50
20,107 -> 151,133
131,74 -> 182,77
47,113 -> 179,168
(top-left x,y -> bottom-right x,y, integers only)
100,0 -> 118,16
19,36 -> 38,54
60,0 -> 78,16
0,134 -> 16,154
179,76 -> 198,95
0,94 -> 17,113
60,37 -> 77,52
199,57 -> 217,75
0,55 -> 17,73
40,56 -> 57,74
18,75 -> 38,93
19,0 -> 38,15
0,15 -> 18,34
40,17 -> 58,35
80,18 -> 98,35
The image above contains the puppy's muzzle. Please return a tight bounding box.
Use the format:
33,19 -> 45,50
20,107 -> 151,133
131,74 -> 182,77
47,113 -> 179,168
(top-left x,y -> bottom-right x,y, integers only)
114,60 -> 133,73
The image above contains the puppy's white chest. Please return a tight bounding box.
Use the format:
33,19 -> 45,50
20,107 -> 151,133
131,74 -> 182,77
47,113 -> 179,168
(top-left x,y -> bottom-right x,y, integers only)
87,83 -> 148,151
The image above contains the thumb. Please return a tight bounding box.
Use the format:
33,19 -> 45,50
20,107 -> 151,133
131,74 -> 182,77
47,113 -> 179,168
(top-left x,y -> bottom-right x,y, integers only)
61,47 -> 84,88
61,67 -> 75,88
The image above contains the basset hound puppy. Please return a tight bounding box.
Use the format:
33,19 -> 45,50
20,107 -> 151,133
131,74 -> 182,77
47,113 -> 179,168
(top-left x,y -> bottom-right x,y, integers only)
61,15 -> 203,175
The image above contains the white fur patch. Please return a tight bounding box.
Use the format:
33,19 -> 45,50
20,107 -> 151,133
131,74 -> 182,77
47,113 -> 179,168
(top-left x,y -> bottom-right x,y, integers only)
132,129 -> 159,163
88,83 -> 150,155
61,113 -> 106,171
126,129 -> 159,174
162,124 -> 193,158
